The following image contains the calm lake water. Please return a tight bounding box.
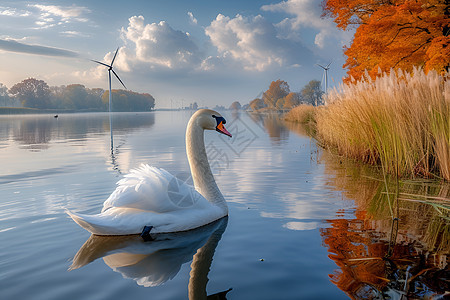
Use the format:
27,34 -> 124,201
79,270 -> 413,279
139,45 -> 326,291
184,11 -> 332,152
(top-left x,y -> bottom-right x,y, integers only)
0,111 -> 448,299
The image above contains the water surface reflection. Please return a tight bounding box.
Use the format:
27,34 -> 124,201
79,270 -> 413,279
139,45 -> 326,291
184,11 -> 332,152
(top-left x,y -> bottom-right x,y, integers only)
71,217 -> 230,298
318,150 -> 449,299
0,113 -> 155,151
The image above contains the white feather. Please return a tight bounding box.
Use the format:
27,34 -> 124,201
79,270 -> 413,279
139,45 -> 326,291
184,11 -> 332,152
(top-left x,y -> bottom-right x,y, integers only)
67,109 -> 230,235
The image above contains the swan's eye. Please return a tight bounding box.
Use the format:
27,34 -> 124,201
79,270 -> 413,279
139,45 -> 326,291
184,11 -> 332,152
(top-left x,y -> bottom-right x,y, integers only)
212,114 -> 226,124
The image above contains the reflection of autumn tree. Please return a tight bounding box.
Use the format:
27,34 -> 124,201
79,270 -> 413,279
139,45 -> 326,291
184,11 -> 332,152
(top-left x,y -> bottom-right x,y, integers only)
321,214 -> 449,299
316,150 -> 450,299
321,215 -> 389,297
322,0 -> 450,81
262,114 -> 289,143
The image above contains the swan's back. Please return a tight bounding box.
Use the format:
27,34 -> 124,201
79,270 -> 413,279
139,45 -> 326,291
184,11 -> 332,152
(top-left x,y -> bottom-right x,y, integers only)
102,164 -> 205,213
67,109 -> 230,235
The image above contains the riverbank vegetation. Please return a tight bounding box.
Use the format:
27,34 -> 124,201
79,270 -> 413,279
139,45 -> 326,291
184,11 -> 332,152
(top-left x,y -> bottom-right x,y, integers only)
287,68 -> 449,181
318,68 -> 449,180
1,78 -> 155,112
320,150 -> 449,297
248,79 -> 324,112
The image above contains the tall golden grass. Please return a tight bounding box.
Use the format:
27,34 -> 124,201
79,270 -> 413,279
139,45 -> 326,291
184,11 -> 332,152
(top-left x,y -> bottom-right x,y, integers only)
315,68 -> 449,180
284,104 -> 316,135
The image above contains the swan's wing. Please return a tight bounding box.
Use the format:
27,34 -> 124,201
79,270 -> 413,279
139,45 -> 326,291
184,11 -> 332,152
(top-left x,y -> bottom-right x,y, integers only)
101,164 -> 205,213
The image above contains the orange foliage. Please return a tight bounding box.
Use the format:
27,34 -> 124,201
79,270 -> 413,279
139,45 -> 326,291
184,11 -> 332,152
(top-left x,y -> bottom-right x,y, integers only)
322,0 -> 450,81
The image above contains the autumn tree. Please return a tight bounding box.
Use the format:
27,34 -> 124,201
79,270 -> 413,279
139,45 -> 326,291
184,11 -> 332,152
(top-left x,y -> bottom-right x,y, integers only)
9,78 -> 51,108
249,98 -> 265,111
283,92 -> 301,109
322,0 -> 450,81
263,80 -> 290,108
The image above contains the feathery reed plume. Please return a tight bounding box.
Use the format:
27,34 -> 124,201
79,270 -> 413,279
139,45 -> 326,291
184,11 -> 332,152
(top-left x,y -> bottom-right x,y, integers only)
316,68 -> 449,180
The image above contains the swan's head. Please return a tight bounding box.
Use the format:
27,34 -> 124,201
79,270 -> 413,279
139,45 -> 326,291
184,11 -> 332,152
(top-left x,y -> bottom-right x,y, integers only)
193,109 -> 232,137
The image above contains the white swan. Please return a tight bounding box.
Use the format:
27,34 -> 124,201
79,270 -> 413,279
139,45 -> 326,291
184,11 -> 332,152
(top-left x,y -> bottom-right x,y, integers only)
67,109 -> 232,236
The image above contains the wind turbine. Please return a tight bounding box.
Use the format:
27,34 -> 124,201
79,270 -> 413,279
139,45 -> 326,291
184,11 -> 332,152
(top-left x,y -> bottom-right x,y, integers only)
92,47 -> 127,151
317,61 -> 332,94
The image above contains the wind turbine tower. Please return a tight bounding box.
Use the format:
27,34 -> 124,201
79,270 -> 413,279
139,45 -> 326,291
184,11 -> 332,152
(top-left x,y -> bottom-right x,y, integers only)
317,62 -> 332,94
92,47 -> 127,151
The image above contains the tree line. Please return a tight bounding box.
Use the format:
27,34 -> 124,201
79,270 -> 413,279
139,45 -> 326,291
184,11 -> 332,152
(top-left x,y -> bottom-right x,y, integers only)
2,78 -> 155,111
248,79 -> 323,112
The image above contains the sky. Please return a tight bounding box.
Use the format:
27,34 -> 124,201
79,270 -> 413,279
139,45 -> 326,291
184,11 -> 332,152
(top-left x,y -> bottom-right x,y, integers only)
0,0 -> 353,108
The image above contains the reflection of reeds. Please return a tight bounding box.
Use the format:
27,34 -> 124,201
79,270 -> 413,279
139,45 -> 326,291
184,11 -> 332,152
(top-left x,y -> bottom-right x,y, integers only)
315,68 -> 449,180
320,150 -> 449,255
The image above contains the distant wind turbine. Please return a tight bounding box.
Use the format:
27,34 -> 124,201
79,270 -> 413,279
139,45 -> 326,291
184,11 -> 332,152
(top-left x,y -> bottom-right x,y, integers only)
92,47 -> 127,151
317,61 -> 332,94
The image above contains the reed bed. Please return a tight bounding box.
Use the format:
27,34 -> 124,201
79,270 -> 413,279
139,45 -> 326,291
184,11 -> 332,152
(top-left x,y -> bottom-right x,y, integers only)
284,104 -> 316,135
315,68 -> 449,180
284,104 -> 315,124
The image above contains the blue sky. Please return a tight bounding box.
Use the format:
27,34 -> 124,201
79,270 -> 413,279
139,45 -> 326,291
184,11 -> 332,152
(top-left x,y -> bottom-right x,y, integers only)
0,0 -> 352,108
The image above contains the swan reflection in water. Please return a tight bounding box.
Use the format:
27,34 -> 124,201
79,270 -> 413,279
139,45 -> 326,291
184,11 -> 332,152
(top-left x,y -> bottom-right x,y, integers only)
70,217 -> 231,299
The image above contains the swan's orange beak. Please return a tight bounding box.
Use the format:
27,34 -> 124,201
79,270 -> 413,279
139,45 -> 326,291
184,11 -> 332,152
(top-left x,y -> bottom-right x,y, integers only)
216,121 -> 232,137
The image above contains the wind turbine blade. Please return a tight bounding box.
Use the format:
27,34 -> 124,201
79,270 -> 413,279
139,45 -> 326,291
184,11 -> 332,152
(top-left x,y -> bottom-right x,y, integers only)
111,69 -> 127,90
326,61 -> 333,68
110,47 -> 120,67
316,63 -> 326,70
91,59 -> 111,68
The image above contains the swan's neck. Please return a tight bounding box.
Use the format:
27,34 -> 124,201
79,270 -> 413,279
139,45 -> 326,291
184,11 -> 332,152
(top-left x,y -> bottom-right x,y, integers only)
186,118 -> 227,212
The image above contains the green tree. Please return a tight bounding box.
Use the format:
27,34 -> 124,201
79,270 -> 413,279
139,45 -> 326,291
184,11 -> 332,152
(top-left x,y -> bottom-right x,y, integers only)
0,83 -> 11,106
64,84 -> 89,109
85,88 -> 104,109
301,80 -> 323,106
9,78 -> 51,108
102,89 -> 155,112
49,85 -> 66,108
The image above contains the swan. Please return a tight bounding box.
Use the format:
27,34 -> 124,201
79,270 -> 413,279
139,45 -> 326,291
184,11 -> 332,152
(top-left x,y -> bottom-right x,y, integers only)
67,109 -> 232,236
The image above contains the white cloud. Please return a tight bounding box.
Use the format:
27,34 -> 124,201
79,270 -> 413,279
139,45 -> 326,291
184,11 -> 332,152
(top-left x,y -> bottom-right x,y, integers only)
120,15 -> 202,69
0,7 -> 31,17
187,11 -> 198,25
204,14 -> 312,71
261,0 -> 349,49
29,4 -> 90,28
60,31 -> 90,38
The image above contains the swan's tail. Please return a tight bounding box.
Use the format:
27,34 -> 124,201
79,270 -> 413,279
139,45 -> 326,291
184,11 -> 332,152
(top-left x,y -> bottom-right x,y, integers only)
66,209 -> 141,236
